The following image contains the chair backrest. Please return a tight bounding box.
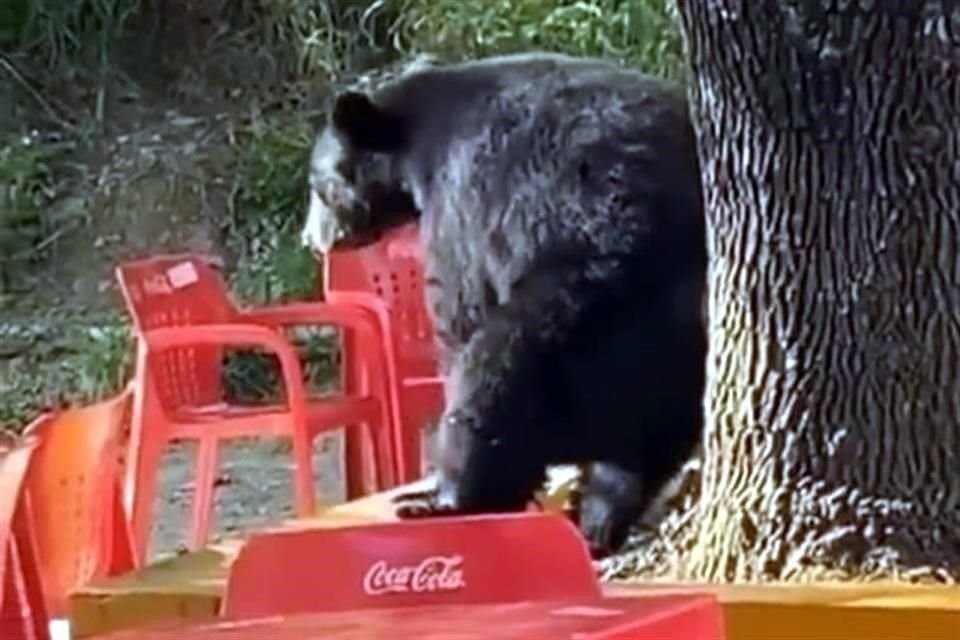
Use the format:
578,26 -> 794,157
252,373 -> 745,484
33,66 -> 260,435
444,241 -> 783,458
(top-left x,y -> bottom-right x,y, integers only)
116,254 -> 236,409
21,392 -> 135,617
324,224 -> 438,374
222,512 -> 601,618
324,224 -> 444,475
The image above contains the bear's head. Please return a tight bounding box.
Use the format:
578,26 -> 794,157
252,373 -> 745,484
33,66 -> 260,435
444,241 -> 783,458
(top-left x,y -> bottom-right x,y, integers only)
301,90 -> 419,255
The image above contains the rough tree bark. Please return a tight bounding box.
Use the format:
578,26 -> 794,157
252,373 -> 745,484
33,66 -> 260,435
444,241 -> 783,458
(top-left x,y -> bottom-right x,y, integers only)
663,1 -> 960,582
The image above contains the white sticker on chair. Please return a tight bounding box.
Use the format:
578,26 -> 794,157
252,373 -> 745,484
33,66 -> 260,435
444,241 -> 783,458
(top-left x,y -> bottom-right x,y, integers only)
167,261 -> 199,289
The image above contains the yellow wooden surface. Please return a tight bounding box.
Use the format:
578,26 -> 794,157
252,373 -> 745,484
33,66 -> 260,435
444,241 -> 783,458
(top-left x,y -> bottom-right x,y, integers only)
70,479 -> 429,638
607,582 -> 960,640
71,476 -> 960,639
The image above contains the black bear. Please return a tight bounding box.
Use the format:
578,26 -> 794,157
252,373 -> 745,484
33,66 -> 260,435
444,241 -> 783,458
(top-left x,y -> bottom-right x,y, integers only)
302,52 -> 706,557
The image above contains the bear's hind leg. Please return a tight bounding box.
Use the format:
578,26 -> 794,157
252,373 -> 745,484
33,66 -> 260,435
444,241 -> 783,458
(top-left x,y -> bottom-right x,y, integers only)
430,257 -> 611,513
394,254 -> 612,520
575,461 -> 652,558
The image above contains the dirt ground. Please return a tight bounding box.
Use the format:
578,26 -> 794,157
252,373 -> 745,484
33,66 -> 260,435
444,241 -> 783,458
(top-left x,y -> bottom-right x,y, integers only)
149,436 -> 344,558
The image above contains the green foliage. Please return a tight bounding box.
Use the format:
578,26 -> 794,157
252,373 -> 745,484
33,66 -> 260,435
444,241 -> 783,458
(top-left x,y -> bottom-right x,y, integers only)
220,110 -> 337,406
381,0 -> 684,79
66,319 -> 134,398
244,0 -> 684,80
1,0 -> 142,67
0,311 -> 133,431
226,113 -> 318,305
0,0 -> 33,47
256,0 -> 394,78
0,131 -> 54,293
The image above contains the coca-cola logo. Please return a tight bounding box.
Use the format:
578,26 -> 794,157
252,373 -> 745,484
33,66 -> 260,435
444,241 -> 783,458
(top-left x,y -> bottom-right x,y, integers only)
362,555 -> 466,596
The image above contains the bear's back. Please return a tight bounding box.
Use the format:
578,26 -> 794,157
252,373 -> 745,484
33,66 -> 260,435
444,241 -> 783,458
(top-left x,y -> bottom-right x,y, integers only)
374,53 -> 689,164
374,54 -> 702,349
382,53 -> 700,286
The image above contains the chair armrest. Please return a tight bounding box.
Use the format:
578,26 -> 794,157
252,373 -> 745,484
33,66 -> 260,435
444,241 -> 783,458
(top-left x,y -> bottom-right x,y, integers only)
238,302 -> 379,335
403,376 -> 444,389
238,302 -> 403,440
140,325 -> 308,411
238,302 -> 390,377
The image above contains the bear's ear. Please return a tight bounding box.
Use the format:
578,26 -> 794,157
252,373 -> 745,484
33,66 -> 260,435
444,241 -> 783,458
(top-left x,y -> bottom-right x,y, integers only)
331,91 -> 409,153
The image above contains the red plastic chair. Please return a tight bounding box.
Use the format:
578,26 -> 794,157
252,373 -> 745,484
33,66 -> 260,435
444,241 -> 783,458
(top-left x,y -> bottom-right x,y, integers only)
0,435 -> 50,640
322,223 -> 446,484
20,390 -> 137,619
116,254 -> 398,562
221,512 -> 601,618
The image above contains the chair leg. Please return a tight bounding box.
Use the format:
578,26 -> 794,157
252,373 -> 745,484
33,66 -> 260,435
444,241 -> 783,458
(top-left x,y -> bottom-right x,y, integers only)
291,429 -> 317,518
127,429 -> 166,564
342,425 -> 371,500
9,495 -> 52,639
188,438 -> 219,551
370,421 -> 397,491
5,538 -> 52,640
105,481 -> 137,575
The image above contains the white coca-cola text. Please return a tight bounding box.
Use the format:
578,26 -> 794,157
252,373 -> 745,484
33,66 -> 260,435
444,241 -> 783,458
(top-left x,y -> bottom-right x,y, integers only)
362,555 -> 466,596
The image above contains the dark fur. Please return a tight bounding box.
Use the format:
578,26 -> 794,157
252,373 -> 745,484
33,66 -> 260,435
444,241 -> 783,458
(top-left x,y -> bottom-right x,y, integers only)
309,52 -> 706,556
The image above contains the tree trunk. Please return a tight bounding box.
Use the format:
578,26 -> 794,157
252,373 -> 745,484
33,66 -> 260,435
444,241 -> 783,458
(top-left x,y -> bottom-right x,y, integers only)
671,0 -> 960,582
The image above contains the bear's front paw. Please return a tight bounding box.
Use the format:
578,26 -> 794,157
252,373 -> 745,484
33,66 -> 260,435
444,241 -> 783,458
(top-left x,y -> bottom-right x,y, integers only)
391,476 -> 462,519
391,488 -> 443,519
